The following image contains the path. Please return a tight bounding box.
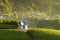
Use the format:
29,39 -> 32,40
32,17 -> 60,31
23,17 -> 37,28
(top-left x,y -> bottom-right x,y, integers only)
25,31 -> 34,40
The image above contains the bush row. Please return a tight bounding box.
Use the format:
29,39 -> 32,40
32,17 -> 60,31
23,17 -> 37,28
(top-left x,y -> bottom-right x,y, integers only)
0,20 -> 19,29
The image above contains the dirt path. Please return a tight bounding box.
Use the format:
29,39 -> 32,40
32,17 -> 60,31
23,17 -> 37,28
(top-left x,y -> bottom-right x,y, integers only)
25,31 -> 34,40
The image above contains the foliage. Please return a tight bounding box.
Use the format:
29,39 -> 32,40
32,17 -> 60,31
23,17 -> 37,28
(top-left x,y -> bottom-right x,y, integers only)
0,0 -> 19,20
0,0 -> 60,20
10,0 -> 60,20
0,0 -> 60,29
0,20 -> 18,29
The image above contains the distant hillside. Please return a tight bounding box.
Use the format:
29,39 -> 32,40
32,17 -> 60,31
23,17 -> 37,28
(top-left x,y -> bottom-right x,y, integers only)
9,0 -> 60,20
10,0 -> 60,14
0,0 -> 60,21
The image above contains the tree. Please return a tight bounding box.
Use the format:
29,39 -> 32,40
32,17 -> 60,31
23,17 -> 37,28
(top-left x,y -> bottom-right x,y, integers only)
2,0 -> 12,16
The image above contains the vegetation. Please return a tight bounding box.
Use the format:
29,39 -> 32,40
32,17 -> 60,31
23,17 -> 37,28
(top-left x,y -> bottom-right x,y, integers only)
0,29 -> 28,40
0,28 -> 60,40
28,18 -> 60,29
29,28 -> 60,40
0,0 -> 60,20
0,0 -> 60,40
10,0 -> 60,20
0,20 -> 18,29
0,0 -> 60,28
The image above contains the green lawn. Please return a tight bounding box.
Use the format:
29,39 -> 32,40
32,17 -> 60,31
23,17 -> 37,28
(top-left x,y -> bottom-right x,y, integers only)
0,28 -> 60,40
0,29 -> 28,40
29,28 -> 60,40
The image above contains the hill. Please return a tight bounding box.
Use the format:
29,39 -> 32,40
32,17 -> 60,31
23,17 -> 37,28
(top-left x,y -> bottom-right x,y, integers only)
0,0 -> 60,20
29,28 -> 60,40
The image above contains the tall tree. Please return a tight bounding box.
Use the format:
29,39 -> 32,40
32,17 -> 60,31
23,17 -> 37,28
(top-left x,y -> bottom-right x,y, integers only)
2,0 -> 12,17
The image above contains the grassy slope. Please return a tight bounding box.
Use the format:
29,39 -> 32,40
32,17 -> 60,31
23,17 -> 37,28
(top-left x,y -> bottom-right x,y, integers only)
29,28 -> 60,40
0,29 -> 28,40
0,28 -> 60,40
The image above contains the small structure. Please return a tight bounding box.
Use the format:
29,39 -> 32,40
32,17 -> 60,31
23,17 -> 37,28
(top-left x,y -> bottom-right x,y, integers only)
20,19 -> 28,32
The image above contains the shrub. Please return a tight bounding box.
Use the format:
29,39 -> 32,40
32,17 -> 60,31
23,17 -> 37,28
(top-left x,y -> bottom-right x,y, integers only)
0,20 -> 19,29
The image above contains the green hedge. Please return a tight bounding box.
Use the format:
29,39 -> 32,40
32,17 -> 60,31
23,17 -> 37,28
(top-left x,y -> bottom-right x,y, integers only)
0,20 -> 19,29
